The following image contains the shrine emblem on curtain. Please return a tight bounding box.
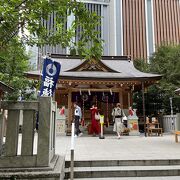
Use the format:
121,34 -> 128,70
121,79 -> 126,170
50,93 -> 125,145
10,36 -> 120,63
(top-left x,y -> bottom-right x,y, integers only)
40,58 -> 61,97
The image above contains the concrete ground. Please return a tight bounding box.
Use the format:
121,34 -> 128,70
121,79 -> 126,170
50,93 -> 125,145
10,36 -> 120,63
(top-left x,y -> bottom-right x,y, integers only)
56,133 -> 180,179
55,133 -> 180,161
74,177 -> 180,180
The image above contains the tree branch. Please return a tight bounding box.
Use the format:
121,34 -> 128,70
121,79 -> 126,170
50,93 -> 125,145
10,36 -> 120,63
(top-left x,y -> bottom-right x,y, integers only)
14,0 -> 29,10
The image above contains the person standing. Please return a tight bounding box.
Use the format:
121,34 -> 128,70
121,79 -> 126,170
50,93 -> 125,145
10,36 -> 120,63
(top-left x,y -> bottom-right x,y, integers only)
90,104 -> 100,136
112,103 -> 125,139
128,106 -> 134,116
74,102 -> 83,137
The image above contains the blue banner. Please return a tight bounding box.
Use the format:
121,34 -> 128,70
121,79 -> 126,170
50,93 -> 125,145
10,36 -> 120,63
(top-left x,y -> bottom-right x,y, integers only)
40,58 -> 61,97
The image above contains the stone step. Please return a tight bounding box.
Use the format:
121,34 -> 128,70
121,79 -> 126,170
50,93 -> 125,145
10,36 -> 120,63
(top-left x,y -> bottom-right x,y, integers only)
65,159 -> 180,168
73,177 -> 180,180
65,165 -> 180,179
0,155 -> 64,180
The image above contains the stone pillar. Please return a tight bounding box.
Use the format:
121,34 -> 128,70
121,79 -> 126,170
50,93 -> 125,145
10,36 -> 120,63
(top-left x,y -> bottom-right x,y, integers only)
5,110 -> 20,156
37,97 -> 54,166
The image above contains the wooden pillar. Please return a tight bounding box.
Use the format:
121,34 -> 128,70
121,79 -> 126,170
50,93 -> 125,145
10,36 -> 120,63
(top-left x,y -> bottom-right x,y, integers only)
128,89 -> 133,107
119,89 -> 123,108
0,91 -> 2,108
142,81 -> 146,137
0,96 -> 5,152
0,112 -> 3,154
128,91 -> 131,108
67,89 -> 72,135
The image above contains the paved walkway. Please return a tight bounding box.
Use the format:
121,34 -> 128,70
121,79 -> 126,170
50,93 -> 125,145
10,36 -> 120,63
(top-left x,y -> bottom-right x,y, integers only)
56,133 -> 180,179
55,133 -> 180,161
74,177 -> 180,180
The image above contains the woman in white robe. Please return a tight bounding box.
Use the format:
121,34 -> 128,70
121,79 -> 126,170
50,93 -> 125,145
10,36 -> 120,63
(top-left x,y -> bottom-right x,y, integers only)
112,103 -> 125,139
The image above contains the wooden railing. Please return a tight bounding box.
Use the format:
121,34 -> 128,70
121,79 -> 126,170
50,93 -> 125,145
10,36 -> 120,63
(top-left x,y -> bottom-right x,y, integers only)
0,97 -> 56,168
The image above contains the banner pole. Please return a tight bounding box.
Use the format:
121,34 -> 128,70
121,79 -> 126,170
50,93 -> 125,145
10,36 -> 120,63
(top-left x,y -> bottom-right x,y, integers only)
70,122 -> 75,180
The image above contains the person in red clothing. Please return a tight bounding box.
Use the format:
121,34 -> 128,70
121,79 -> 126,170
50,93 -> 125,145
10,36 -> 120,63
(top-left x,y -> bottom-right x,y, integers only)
128,106 -> 134,116
90,104 -> 100,136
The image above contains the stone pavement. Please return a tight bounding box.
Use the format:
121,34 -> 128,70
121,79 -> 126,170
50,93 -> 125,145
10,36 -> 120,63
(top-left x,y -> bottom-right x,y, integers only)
74,177 -> 180,180
56,133 -> 180,179
55,133 -> 180,161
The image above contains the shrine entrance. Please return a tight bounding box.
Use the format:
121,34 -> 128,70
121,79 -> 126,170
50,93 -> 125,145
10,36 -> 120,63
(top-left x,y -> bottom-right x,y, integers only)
27,54 -> 162,135
55,84 -> 132,135
72,91 -> 120,127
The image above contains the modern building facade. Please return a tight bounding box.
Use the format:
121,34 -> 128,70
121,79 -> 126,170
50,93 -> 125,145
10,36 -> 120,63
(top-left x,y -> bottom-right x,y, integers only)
38,0 -> 180,64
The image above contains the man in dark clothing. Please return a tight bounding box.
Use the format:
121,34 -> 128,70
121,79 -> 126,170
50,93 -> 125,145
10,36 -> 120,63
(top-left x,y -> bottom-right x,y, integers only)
74,102 -> 83,137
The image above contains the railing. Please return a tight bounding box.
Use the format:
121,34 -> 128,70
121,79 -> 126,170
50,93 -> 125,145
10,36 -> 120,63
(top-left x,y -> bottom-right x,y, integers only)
163,114 -> 177,133
0,97 -> 56,168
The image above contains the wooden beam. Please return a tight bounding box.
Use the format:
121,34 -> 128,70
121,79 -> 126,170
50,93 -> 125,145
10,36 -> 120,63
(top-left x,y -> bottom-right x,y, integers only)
58,79 -> 143,85
71,88 -> 121,92
56,89 -> 69,94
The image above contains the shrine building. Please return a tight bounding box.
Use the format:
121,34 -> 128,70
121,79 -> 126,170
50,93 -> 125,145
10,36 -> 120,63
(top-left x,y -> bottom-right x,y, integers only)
27,54 -> 162,133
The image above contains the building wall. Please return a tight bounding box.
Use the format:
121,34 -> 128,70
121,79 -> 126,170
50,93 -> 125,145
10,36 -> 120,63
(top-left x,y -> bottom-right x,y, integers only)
38,0 -> 109,60
122,0 -> 147,60
115,0 -> 180,60
37,0 -> 180,63
153,0 -> 180,46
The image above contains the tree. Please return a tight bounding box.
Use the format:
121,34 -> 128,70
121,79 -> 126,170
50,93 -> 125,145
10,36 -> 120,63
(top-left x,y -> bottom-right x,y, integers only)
133,58 -> 150,73
0,0 -> 103,59
0,0 -> 103,100
134,45 -> 180,114
0,38 -> 36,100
149,45 -> 180,114
149,45 -> 180,93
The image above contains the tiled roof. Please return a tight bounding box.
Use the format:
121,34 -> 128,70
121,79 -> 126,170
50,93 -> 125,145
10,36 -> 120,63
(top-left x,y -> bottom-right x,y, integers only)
27,55 -> 162,81
0,81 -> 14,92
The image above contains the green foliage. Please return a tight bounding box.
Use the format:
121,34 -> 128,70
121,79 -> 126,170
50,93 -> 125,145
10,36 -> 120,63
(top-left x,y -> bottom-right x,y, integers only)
0,38 -> 36,100
0,0 -> 103,59
134,45 -> 180,115
149,45 -> 180,94
134,58 -> 150,73
0,0 -> 103,100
